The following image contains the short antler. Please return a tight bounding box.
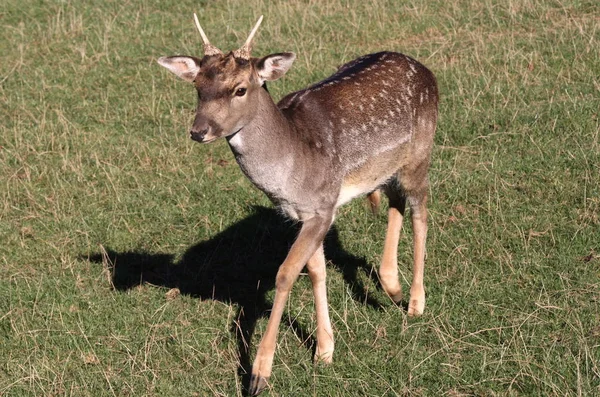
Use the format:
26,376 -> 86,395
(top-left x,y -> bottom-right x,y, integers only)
233,15 -> 263,60
194,13 -> 223,56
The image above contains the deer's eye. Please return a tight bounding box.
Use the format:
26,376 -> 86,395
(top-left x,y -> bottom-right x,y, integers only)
235,87 -> 247,97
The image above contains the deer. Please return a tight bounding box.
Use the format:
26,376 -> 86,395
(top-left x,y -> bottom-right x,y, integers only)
157,14 -> 438,395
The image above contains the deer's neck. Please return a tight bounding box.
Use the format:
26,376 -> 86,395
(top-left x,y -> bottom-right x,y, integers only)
227,88 -> 294,155
226,88 -> 299,199
226,88 -> 338,219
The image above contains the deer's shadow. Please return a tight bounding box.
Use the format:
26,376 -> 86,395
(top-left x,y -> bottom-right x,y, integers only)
83,206 -> 382,393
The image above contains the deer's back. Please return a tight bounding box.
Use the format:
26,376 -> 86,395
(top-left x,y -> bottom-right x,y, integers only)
278,52 -> 438,205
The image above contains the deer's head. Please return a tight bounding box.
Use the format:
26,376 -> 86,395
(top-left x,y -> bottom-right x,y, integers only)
158,15 -> 296,143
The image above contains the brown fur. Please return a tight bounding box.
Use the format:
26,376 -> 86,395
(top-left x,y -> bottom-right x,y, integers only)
159,27 -> 438,396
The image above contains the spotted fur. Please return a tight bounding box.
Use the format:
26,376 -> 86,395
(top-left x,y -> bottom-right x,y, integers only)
159,28 -> 438,396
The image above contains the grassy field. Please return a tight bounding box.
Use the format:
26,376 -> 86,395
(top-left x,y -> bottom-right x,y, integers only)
1,0 -> 599,395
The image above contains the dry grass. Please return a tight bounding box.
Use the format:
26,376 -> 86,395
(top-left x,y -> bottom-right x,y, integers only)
1,0 -> 599,395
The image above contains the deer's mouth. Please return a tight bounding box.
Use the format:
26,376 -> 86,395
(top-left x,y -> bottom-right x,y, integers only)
190,131 -> 210,143
190,126 -> 243,144
190,129 -> 221,143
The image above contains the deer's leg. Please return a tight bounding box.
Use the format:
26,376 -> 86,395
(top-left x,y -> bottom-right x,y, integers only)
407,194 -> 427,316
367,189 -> 382,214
379,191 -> 406,303
249,215 -> 332,396
306,243 -> 334,363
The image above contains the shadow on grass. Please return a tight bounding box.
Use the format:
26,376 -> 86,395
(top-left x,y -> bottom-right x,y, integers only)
83,206 -> 382,394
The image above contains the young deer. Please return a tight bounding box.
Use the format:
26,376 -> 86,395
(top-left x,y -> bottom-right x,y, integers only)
158,15 -> 438,395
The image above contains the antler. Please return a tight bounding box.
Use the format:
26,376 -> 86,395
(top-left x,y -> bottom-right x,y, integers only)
194,13 -> 223,56
233,15 -> 263,60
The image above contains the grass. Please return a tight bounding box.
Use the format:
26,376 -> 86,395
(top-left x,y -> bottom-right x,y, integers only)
1,0 -> 599,395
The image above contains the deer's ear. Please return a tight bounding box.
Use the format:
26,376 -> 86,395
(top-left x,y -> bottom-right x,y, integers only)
157,56 -> 201,83
256,53 -> 296,84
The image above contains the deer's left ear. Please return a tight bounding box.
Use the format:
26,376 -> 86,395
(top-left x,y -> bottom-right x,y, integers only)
157,56 -> 202,83
256,53 -> 296,84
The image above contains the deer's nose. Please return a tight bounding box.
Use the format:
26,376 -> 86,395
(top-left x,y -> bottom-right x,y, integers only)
190,128 -> 208,142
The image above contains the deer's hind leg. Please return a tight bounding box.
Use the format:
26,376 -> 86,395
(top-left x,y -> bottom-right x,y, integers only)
380,175 -> 428,316
406,189 -> 427,316
379,183 -> 406,303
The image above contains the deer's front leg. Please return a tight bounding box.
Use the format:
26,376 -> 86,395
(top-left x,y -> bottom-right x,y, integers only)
249,215 -> 332,396
306,243 -> 334,363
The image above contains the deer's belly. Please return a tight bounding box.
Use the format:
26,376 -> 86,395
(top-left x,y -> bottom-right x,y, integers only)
336,147 -> 407,207
336,178 -> 387,208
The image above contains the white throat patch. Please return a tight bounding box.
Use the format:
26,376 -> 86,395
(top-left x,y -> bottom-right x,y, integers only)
228,131 -> 244,150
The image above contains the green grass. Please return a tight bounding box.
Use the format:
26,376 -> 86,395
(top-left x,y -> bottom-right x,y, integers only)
1,0 -> 599,395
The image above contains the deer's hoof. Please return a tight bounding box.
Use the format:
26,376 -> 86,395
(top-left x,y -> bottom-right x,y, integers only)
314,348 -> 334,364
407,299 -> 425,316
390,291 -> 403,304
248,374 -> 269,396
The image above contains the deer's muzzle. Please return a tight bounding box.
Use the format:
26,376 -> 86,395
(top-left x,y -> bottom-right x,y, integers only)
190,128 -> 209,142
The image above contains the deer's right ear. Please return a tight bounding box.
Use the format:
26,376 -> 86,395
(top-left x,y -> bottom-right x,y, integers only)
256,53 -> 296,84
157,56 -> 201,83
